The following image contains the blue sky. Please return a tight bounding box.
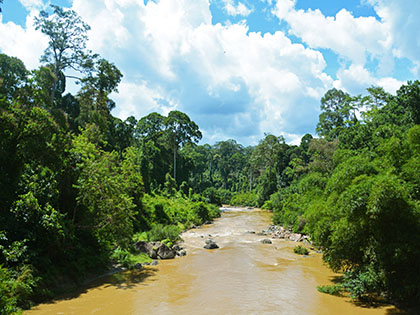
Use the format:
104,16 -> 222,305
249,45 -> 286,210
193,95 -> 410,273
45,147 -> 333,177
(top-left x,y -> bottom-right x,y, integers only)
1,0 -> 419,145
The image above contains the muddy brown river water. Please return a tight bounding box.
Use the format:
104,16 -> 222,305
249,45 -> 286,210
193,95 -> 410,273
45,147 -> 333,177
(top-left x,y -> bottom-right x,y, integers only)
26,207 -> 401,314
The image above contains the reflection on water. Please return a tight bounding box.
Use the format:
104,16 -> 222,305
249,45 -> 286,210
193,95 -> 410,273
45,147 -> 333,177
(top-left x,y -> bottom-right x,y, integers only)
27,207 -> 400,315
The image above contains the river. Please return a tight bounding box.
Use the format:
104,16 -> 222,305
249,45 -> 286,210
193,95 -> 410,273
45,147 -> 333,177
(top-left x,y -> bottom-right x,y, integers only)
26,207 -> 400,314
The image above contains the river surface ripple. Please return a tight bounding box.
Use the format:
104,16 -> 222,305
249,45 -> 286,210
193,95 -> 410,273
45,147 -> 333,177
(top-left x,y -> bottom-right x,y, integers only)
27,207 -> 399,315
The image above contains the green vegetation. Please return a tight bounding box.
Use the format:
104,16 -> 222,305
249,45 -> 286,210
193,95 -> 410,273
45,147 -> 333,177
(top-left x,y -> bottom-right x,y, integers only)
110,248 -> 152,269
1,3 -> 419,313
293,245 -> 309,255
230,191 -> 258,207
146,224 -> 182,244
317,284 -> 343,296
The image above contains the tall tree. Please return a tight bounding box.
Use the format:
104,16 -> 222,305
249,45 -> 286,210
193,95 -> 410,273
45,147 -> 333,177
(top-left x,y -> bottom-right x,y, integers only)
165,111 -> 202,181
316,88 -> 358,140
34,5 -> 92,105
213,139 -> 244,189
251,134 -> 285,175
136,112 -> 166,141
77,58 -> 122,136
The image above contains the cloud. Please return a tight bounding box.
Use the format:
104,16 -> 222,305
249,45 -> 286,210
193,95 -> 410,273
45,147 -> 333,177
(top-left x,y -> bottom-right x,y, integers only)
271,0 -> 411,100
272,0 -> 389,67
222,0 -> 252,17
18,0 -> 45,10
366,0 -> 420,75
0,12 -> 47,69
111,81 -> 175,120
333,64 -> 404,95
71,0 -> 331,144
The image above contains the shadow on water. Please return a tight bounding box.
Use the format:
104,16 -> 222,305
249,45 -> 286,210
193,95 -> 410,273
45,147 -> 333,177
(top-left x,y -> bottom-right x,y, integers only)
352,300 -> 409,313
385,309 -> 417,315
323,275 -> 413,314
339,291 -> 419,314
43,267 -> 158,304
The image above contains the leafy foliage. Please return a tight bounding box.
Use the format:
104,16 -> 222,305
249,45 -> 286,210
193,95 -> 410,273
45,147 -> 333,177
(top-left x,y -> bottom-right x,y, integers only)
146,224 -> 182,244
110,247 -> 151,269
293,245 -> 309,255
317,284 -> 343,296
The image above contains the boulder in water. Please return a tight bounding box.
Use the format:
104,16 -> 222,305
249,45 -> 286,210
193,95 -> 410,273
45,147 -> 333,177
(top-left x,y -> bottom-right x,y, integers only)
134,241 -> 176,259
157,243 -> 176,259
134,241 -> 153,254
289,233 -> 302,242
204,239 -> 219,249
261,239 -> 272,244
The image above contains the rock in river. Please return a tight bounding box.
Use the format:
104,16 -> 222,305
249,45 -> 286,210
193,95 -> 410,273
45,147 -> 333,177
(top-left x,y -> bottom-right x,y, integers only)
261,239 -> 272,244
157,243 -> 176,259
134,241 -> 176,259
204,239 -> 219,249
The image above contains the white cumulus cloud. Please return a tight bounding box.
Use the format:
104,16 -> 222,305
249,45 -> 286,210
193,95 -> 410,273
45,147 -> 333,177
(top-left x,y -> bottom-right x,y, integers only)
18,0 -> 45,10
272,0 -> 389,67
0,12 -> 47,69
366,0 -> 420,75
333,64 -> 404,95
71,0 -> 332,144
271,0 -> 414,102
222,0 -> 253,16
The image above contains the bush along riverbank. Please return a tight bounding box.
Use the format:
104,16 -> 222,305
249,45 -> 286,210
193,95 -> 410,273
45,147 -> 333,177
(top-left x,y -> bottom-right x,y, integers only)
0,187 -> 220,313
98,193 -> 221,269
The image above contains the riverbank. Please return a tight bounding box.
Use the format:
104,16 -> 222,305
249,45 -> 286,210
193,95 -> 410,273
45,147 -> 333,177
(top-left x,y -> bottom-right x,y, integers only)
26,207 -> 402,314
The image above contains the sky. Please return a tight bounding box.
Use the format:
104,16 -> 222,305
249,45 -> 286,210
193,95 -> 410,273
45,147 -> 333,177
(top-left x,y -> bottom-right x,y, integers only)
1,0 -> 419,146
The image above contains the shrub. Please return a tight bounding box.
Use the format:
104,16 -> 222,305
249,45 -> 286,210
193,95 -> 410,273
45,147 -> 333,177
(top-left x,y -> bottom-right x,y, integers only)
341,266 -> 385,301
293,245 -> 309,255
0,266 -> 19,314
146,224 -> 181,243
0,264 -> 38,313
142,193 -> 221,229
110,247 -> 151,269
317,284 -> 343,296
132,232 -> 148,243
202,187 -> 223,205
230,191 -> 257,207
193,202 -> 210,223
261,199 -> 272,210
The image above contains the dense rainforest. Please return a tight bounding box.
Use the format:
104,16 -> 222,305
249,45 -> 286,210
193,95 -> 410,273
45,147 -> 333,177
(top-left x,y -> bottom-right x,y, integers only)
1,5 -> 419,314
